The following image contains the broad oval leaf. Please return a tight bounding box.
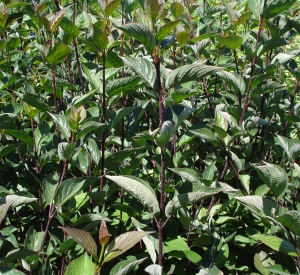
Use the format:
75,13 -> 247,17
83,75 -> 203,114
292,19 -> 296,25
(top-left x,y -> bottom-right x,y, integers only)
217,35 -> 243,50
165,63 -> 221,89
59,227 -> 97,258
106,175 -> 159,215
54,177 -> 97,208
235,195 -> 277,217
252,234 -> 297,256
105,0 -> 121,17
58,142 -> 76,161
48,113 -> 71,140
46,43 -> 71,65
103,231 -> 154,263
117,23 -> 156,54
64,252 -> 95,275
107,76 -> 141,97
277,211 -> 300,235
165,191 -> 217,217
0,195 -> 37,224
122,57 -> 156,88
170,2 -> 184,18
157,20 -> 180,41
252,162 -> 288,198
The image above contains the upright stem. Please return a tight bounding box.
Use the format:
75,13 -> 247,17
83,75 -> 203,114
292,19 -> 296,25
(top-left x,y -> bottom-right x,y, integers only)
100,50 -> 106,191
154,48 -> 165,267
238,10 -> 265,126
51,64 -> 58,114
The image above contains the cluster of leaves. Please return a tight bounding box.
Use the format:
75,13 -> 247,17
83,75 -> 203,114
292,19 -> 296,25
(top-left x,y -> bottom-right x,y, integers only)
1,0 -> 300,274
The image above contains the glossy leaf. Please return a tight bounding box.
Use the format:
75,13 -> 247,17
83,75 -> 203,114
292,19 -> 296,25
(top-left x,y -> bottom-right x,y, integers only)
122,57 -> 156,88
252,162 -> 288,198
165,63 -> 221,89
46,43 -> 70,64
117,23 -> 156,54
157,20 -> 180,41
252,234 -> 297,256
106,175 -> 159,215
64,252 -> 95,275
107,76 -> 141,97
165,191 -> 217,217
277,211 -> 300,235
54,177 -> 97,208
170,2 -> 184,18
0,195 -> 37,224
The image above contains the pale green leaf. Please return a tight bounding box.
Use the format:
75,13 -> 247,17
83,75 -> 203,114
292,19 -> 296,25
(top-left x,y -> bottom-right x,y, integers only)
64,253 -> 95,275
157,20 -> 180,41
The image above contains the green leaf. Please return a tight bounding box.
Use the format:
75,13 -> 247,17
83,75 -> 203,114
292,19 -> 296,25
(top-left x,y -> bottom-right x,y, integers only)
0,195 -> 37,224
190,128 -> 217,142
217,35 -> 243,50
103,231 -> 154,263
240,174 -> 250,195
254,251 -> 270,275
157,20 -> 180,41
165,191 -> 217,217
42,173 -> 59,207
59,227 -> 97,258
106,148 -> 138,167
252,234 -> 297,256
235,195 -> 277,217
165,63 -> 221,89
264,0 -> 297,19
176,31 -> 190,46
117,23 -> 156,54
122,57 -> 156,88
54,177 -> 97,208
4,130 -> 34,146
277,211 -> 300,235
110,257 -> 147,275
131,217 -> 157,264
58,142 -> 76,161
252,162 -> 288,198
48,113 -> 71,140
106,175 -> 159,215
25,230 -> 44,252
107,76 -> 141,97
92,26 -> 108,50
105,0 -> 121,17
64,252 -> 95,275
87,138 -> 101,164
156,120 -> 174,147
169,167 -> 202,184
247,0 -> 264,17
60,17 -> 80,38
144,0 -> 161,24
82,65 -> 102,92
258,38 -> 287,57
77,121 -> 105,141
170,2 -> 184,18
14,92 -> 51,112
216,71 -> 246,94
46,43 -> 71,64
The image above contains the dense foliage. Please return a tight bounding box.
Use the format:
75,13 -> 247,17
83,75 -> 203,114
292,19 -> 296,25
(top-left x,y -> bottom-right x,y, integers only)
1,0 -> 300,274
